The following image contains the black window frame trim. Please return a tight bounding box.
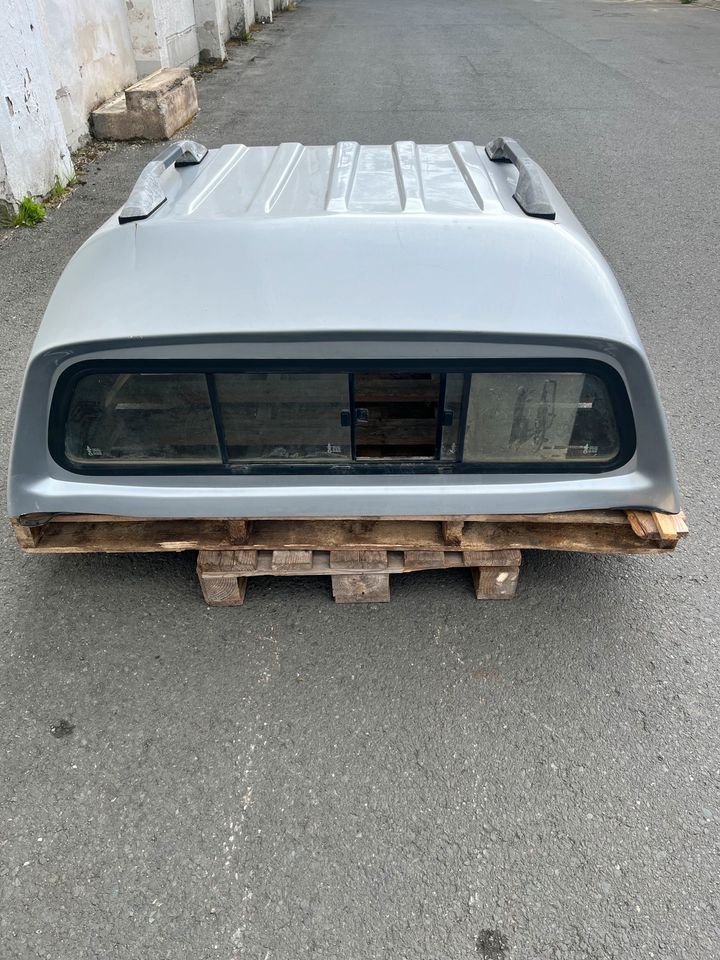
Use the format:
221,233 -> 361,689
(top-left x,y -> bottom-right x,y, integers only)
49,358 -> 637,477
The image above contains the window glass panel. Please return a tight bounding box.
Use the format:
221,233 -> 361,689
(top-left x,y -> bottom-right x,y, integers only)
64,373 -> 221,465
216,372 -> 351,461
441,373 -> 464,461
354,372 -> 440,460
463,372 -> 620,463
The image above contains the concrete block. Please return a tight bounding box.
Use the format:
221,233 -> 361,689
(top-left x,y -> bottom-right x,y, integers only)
91,68 -> 199,141
89,92 -> 137,141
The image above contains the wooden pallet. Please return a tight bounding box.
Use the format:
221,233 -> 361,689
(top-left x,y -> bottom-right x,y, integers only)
10,509 -> 687,605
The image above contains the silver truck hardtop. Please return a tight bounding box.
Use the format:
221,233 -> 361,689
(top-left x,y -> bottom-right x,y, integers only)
8,138 -> 680,519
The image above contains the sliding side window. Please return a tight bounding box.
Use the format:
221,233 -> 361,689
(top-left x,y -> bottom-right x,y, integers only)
463,372 -> 621,464
215,372 -> 352,461
63,373 -> 221,466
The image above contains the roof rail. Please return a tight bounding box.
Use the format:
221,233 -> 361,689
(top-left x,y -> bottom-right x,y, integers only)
118,140 -> 208,224
484,137 -> 556,220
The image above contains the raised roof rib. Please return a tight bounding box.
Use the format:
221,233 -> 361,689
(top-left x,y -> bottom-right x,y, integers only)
326,141 -> 360,212
120,140 -> 525,221
448,141 -> 489,210
392,141 -> 425,212
247,142 -> 305,214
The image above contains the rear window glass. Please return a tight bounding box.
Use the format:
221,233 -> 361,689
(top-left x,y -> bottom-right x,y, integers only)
64,373 -> 221,465
55,364 -> 629,473
463,372 -> 620,463
215,373 -> 351,461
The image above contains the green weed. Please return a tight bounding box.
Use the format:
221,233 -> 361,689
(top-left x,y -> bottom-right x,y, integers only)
13,196 -> 46,228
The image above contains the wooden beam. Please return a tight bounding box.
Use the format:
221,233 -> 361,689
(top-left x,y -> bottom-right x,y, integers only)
10,518 -> 42,549
9,512 -> 687,556
403,549 -> 446,569
271,549 -> 313,571
330,549 -> 388,570
441,519 -> 465,546
651,511 -> 680,543
197,549 -> 257,573
471,565 -> 520,600
198,574 -> 246,606
226,519 -> 252,544
331,573 -> 391,603
462,548 -> 521,568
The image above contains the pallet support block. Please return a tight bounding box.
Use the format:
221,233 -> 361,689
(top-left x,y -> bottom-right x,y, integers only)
468,549 -> 522,600
331,573 -> 391,603
14,512 -> 687,607
199,574 -> 247,606
441,519 -> 465,546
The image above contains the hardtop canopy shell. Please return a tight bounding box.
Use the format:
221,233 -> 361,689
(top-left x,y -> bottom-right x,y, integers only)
8,139 -> 680,519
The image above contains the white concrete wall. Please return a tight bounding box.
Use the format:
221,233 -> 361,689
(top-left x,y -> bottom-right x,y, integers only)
227,0 -> 255,37
160,0 -> 200,68
36,0 -> 137,149
126,0 -> 199,75
255,0 -> 272,23
194,0 -> 230,62
0,0 -> 74,214
1,0 -> 298,213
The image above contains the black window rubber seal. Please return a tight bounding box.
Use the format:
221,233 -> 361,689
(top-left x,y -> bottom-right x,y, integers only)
47,357 -> 637,478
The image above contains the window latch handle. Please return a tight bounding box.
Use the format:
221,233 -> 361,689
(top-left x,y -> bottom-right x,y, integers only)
442,410 -> 454,427
340,409 -> 351,427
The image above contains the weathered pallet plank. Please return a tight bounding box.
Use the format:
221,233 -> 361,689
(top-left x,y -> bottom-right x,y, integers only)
198,573 -> 247,606
462,549 -> 522,568
271,549 -> 313,571
471,565 -> 520,600
198,549 -> 462,577
196,547 -> 525,605
330,549 -> 389,570
331,573 -> 391,603
403,549 -> 446,569
9,512 -> 687,555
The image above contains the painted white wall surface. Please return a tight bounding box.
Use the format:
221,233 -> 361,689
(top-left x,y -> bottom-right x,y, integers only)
36,0 -> 137,149
193,0 -> 230,62
126,0 -> 199,76
227,0 -> 255,36
160,0 -> 200,69
0,0 -> 74,214
255,0 -> 272,23
217,0 -> 231,39
124,0 -> 162,74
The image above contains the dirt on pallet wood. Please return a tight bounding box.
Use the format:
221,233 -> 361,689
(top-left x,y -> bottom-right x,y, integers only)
8,510 -> 687,606
11,512 -> 686,556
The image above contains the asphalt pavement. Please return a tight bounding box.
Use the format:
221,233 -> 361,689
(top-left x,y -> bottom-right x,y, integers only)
1,1 -> 719,958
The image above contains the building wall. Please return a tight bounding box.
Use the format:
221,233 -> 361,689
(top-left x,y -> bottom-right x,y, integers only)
36,0 -> 137,149
227,0 -> 256,37
194,0 -> 231,62
1,0 -> 267,213
158,0 -> 201,69
0,0 -> 74,214
126,0 -> 200,76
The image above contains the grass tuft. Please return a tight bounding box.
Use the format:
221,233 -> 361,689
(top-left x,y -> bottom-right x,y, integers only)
13,195 -> 46,228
